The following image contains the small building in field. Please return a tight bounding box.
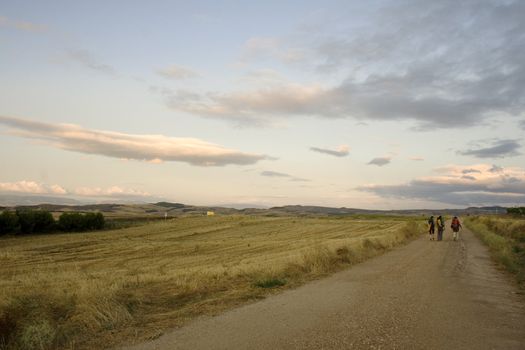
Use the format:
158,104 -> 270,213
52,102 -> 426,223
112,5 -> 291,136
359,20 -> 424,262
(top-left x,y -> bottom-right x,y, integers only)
207,211 -> 215,216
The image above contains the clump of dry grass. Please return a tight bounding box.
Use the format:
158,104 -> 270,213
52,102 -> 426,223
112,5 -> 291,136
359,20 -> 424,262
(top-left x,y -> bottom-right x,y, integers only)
0,216 -> 423,349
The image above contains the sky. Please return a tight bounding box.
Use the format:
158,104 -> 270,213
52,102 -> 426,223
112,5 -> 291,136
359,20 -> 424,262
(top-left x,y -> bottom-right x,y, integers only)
0,0 -> 524,209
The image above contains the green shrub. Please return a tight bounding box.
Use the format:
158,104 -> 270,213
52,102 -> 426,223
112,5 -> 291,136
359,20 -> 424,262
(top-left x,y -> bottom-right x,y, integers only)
85,212 -> 105,230
254,278 -> 287,288
0,210 -> 105,235
58,212 -> 84,231
58,212 -> 105,231
15,209 -> 55,234
507,207 -> 525,216
0,211 -> 19,235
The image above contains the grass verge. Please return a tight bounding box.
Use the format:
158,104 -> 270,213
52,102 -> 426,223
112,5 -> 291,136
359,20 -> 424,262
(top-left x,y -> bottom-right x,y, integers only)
465,216 -> 525,288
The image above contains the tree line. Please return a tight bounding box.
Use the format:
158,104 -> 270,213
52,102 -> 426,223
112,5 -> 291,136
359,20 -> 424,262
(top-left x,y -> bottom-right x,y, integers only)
506,207 -> 525,216
0,209 -> 105,235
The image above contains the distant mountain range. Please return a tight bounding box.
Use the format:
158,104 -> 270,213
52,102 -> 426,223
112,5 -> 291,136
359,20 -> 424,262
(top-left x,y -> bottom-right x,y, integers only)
0,194 -> 158,207
0,198 -> 508,218
0,195 -> 84,207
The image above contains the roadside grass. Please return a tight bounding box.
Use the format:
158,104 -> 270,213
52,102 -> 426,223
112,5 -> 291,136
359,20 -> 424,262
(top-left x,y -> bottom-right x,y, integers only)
0,215 -> 424,350
465,216 -> 525,287
253,277 -> 287,289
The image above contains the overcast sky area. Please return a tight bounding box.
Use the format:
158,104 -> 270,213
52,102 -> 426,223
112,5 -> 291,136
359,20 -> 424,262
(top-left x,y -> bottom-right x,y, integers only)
1,0 -> 524,209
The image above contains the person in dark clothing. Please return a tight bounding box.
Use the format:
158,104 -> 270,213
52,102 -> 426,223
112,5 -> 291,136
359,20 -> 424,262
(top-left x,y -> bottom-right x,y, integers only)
436,215 -> 445,241
428,216 -> 435,241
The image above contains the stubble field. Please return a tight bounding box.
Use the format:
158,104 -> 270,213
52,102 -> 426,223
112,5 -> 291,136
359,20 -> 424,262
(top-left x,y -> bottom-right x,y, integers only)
0,215 -> 422,349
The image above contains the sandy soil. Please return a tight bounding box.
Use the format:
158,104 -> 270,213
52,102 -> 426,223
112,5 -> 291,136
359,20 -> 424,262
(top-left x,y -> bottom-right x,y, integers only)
121,224 -> 525,350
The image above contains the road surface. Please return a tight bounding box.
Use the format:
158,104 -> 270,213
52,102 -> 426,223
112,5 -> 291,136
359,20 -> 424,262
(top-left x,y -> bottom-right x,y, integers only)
123,224 -> 525,350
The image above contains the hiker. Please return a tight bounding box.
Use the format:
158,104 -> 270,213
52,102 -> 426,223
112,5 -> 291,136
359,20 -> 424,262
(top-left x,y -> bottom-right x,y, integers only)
428,216 -> 435,240
451,216 -> 462,241
436,215 -> 445,241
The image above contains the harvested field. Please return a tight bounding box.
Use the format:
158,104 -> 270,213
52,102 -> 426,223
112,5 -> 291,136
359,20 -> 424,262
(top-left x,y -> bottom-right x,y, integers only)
0,215 -> 422,349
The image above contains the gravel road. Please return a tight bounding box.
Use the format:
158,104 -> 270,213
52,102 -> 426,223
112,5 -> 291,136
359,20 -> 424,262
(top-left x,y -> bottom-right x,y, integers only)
122,224 -> 525,350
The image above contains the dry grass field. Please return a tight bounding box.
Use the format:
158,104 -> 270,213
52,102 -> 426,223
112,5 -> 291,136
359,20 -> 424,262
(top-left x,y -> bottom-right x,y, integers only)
0,215 -> 423,349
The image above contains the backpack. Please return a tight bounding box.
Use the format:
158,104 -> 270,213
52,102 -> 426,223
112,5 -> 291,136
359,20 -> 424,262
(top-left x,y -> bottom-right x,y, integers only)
451,218 -> 459,229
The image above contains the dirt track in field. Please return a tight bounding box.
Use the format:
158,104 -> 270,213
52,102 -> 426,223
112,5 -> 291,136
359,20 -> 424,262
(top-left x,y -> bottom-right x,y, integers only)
122,224 -> 525,350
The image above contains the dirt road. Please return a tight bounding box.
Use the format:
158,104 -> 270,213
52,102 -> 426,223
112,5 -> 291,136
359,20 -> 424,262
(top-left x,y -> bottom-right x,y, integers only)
123,224 -> 525,350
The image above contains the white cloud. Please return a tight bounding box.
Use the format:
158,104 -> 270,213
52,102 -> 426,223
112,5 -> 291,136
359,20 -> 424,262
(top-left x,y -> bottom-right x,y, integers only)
65,49 -> 115,75
73,186 -> 150,197
0,180 -> 153,199
0,116 -> 268,166
157,64 -> 199,80
0,15 -> 47,32
0,180 -> 66,194
49,184 -> 68,194
239,37 -> 307,64
240,37 -> 280,62
165,83 -> 327,127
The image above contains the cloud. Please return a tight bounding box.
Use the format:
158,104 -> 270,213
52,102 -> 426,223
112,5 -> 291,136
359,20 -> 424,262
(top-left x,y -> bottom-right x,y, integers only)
238,69 -> 290,86
0,15 -> 47,32
310,0 -> 525,128
489,165 -> 504,173
240,37 -> 280,62
368,157 -> 391,166
0,115 -> 268,166
164,83 -> 326,127
261,170 -> 290,178
260,170 -> 309,182
458,139 -> 521,158
0,180 -> 66,195
409,157 -> 424,161
65,49 -> 115,75
164,1 -> 525,129
519,120 -> 525,130
462,168 -> 481,174
358,164 -> 525,206
310,145 -> 349,157
239,37 -> 305,64
163,71 -> 515,127
73,186 -> 150,197
0,180 -> 153,200
157,64 -> 198,80
289,177 -> 310,182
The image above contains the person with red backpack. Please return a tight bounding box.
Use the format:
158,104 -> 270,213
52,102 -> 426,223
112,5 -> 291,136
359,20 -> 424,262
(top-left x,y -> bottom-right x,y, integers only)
451,216 -> 462,241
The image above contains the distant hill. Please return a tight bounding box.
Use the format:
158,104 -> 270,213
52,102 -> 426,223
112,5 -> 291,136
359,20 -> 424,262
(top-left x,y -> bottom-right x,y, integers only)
259,205 -> 507,216
0,195 -> 83,207
155,202 -> 186,209
0,200 -> 508,218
